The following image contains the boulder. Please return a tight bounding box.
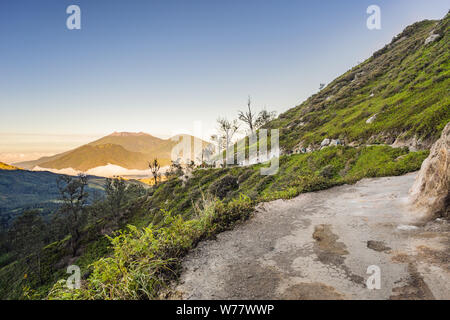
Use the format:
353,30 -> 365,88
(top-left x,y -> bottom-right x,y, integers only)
329,139 -> 342,147
366,114 -> 377,124
424,33 -> 440,45
410,122 -> 450,219
293,142 -> 304,154
321,138 -> 330,147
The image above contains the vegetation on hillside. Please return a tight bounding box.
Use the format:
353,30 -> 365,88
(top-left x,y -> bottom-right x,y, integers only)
0,162 -> 21,171
42,145 -> 426,300
265,15 -> 450,151
0,175 -> 146,299
0,170 -> 105,229
0,14 -> 448,300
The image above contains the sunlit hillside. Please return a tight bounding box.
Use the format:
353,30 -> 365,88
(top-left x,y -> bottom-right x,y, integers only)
0,162 -> 20,170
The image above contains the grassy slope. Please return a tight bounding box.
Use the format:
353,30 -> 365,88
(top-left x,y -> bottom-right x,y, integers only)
0,162 -> 20,170
0,170 -> 105,228
266,16 -> 449,151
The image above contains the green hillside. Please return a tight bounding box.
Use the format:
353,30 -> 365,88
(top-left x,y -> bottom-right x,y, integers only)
0,162 -> 20,171
0,170 -> 105,228
266,16 -> 449,152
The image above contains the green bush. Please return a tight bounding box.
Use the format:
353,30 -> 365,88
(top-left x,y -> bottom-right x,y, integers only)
48,195 -> 253,300
208,175 -> 239,199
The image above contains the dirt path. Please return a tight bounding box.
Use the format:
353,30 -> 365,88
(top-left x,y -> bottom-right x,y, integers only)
174,173 -> 449,300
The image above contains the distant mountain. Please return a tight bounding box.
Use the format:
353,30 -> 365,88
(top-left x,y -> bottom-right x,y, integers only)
87,132 -> 165,153
37,144 -> 151,171
16,132 -> 208,172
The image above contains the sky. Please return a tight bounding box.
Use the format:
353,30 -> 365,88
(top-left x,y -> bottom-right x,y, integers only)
0,0 -> 449,163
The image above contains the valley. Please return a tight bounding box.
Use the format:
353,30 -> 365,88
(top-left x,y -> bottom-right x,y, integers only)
0,169 -> 106,227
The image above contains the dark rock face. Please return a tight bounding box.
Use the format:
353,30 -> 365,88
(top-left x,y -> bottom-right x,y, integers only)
410,122 -> 450,219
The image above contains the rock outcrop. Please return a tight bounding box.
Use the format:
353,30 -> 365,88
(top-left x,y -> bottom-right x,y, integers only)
366,114 -> 377,124
410,122 -> 450,219
424,32 -> 440,45
321,138 -> 331,147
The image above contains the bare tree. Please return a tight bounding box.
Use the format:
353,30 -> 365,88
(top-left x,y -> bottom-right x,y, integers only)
255,109 -> 277,129
148,158 -> 161,186
238,96 -> 256,134
217,117 -> 239,166
210,134 -> 224,152
165,159 -> 183,180
200,142 -> 216,166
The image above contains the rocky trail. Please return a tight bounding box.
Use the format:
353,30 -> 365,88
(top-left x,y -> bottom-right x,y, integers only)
173,173 -> 449,300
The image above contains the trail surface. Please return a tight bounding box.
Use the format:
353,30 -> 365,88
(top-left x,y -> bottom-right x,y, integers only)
175,173 -> 449,300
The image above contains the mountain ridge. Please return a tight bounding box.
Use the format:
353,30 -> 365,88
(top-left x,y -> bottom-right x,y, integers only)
16,132 -> 208,171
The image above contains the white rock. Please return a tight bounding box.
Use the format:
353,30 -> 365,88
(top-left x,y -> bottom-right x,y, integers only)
329,139 -> 342,147
320,138 -> 330,147
366,114 -> 377,124
425,33 -> 440,45
410,122 -> 450,219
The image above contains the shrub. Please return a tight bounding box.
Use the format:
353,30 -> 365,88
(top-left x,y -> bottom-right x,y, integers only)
319,165 -> 335,179
208,175 -> 239,199
48,195 -> 253,300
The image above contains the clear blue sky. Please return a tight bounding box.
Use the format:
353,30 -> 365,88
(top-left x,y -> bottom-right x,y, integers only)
0,0 -> 448,161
